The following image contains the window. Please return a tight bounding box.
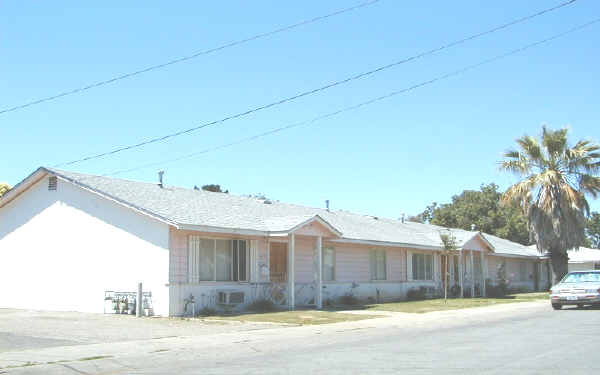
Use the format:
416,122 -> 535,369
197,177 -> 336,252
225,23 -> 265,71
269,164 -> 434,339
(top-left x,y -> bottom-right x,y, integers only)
519,261 -> 527,281
189,237 -> 249,282
322,247 -> 335,281
412,253 -> 433,281
198,238 -> 215,281
232,240 -> 247,282
370,249 -> 386,280
215,240 -> 232,281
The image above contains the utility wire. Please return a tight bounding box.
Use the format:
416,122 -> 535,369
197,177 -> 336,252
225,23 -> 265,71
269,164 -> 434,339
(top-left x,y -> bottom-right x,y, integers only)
102,18 -> 600,178
0,0 -> 382,116
53,0 -> 578,168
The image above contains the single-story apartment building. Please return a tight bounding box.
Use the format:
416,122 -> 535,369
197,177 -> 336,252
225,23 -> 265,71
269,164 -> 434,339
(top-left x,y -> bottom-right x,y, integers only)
528,244 -> 600,272
567,247 -> 600,271
0,167 -> 551,316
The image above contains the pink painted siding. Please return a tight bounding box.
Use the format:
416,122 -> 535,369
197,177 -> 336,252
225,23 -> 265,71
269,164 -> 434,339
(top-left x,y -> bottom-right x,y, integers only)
487,255 -> 537,290
256,238 -> 269,282
487,255 -> 502,280
324,244 -> 408,282
294,237 -> 315,283
387,248 -> 406,281
169,228 -> 188,283
333,244 -> 371,282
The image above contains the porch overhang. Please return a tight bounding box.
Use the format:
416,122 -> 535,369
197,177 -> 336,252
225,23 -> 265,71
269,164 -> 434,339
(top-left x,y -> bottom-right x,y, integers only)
285,214 -> 342,238
461,232 -> 496,253
178,215 -> 342,239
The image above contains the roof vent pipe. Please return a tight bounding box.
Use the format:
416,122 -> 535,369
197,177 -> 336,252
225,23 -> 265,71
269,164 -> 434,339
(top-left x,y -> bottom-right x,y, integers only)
158,171 -> 164,188
325,200 -> 330,211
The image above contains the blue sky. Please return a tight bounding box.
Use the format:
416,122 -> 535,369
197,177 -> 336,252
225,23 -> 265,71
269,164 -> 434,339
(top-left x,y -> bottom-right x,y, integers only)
2,1 -> 599,218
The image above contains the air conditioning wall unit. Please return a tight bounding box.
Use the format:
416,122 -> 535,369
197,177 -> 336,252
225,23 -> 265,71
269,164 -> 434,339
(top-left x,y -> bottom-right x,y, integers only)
217,290 -> 245,307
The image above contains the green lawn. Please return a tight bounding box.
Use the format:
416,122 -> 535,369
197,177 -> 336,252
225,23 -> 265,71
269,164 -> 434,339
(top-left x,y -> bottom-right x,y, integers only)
364,292 -> 549,314
206,310 -> 379,325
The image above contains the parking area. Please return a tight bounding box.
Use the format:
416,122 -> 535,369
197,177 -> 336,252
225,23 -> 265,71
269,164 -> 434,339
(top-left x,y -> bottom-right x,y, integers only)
0,309 -> 282,353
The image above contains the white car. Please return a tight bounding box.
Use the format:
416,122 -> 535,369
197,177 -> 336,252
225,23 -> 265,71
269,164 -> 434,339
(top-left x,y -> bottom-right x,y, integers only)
549,270 -> 600,310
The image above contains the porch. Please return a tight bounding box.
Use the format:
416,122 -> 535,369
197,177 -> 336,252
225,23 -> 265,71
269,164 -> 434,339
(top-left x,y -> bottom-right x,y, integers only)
167,215 -> 341,315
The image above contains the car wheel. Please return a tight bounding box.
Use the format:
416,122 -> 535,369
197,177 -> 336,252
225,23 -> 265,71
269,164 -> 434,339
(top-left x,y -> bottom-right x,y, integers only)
577,304 -> 584,309
552,303 -> 562,310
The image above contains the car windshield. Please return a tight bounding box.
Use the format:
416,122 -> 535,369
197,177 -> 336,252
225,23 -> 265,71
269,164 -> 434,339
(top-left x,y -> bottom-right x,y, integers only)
561,272 -> 600,283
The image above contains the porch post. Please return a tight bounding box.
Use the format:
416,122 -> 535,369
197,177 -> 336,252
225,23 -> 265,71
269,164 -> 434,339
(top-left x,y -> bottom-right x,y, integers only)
316,236 -> 323,309
288,233 -> 295,310
481,251 -> 487,297
459,250 -> 464,298
470,250 -> 475,298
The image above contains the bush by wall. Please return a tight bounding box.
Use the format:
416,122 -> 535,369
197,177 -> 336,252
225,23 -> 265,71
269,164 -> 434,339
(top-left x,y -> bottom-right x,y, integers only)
247,298 -> 278,313
406,287 -> 427,301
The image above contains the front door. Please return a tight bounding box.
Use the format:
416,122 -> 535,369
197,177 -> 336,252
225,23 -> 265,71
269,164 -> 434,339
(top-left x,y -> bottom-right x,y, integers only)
270,242 -> 288,282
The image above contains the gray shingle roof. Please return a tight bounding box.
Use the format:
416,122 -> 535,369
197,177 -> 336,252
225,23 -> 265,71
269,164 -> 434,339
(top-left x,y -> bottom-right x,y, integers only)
46,167 -> 540,258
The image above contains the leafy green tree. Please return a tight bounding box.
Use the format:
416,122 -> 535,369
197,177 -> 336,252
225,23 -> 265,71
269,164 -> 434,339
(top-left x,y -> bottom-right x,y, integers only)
418,183 -> 530,245
0,183 -> 10,198
412,203 -> 438,224
501,126 -> 600,283
586,212 -> 600,249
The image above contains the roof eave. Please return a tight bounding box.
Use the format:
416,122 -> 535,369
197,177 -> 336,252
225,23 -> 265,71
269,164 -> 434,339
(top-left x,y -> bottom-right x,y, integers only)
0,167 -> 48,209
49,168 -> 179,228
288,214 -> 343,238
330,238 -> 442,251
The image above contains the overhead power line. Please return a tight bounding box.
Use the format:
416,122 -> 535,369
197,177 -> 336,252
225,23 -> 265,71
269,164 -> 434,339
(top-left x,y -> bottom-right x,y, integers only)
53,0 -> 577,168
0,0 -> 382,116
102,18 -> 600,178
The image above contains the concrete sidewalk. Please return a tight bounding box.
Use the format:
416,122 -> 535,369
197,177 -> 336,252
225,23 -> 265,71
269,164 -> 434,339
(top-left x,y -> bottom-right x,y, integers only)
0,301 -> 547,372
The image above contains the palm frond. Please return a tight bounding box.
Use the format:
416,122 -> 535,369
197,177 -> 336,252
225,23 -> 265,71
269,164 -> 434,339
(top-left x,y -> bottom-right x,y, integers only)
579,174 -> 600,199
542,126 -> 569,157
503,149 -> 521,159
516,135 -> 543,162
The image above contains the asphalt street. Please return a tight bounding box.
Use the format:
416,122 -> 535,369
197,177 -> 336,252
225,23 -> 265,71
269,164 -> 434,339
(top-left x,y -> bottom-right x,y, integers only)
3,302 -> 599,374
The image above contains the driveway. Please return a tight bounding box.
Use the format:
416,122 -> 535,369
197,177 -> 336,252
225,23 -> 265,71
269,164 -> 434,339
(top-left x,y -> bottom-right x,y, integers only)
2,302 -> 599,374
0,308 -> 284,353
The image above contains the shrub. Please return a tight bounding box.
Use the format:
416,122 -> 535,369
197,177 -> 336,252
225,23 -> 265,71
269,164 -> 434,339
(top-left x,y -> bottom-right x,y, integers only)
463,288 -> 472,298
406,287 -> 427,301
496,262 -> 509,295
247,298 -> 278,313
449,285 -> 461,297
508,287 -> 528,294
485,279 -> 507,298
338,293 -> 361,306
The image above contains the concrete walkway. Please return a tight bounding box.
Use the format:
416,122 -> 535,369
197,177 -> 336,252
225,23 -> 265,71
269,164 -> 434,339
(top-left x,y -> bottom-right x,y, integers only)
0,301 -> 549,372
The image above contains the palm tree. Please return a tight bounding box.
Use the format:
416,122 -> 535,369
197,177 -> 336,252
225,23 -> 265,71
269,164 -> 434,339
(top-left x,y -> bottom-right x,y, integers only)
0,183 -> 10,198
500,126 -> 600,284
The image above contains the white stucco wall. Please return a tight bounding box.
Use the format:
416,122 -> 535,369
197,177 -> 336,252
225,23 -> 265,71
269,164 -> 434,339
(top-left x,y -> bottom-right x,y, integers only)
0,175 -> 170,316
